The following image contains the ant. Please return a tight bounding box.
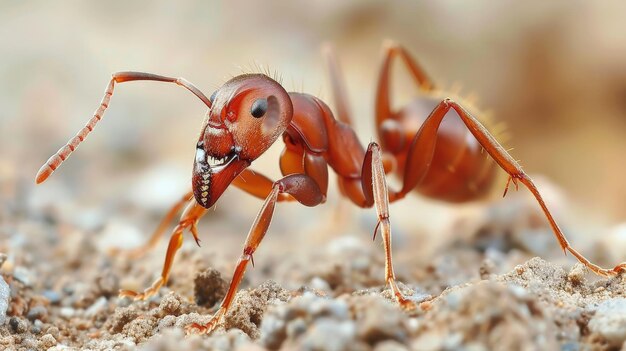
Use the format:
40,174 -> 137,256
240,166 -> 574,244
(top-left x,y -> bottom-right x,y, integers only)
36,41 -> 626,334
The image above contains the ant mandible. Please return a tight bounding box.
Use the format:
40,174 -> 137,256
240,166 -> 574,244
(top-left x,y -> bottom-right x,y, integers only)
35,41 -> 626,334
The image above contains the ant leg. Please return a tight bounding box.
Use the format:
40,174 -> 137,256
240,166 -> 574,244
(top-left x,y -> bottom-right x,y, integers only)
36,72 -> 211,184
109,190 -> 194,259
375,40 -> 435,129
322,42 -> 400,171
186,174 -> 324,335
401,98 -> 626,277
119,200 -> 207,300
232,169 -> 296,202
325,41 -> 435,127
322,43 -> 353,125
361,143 -> 415,310
279,140 -> 329,199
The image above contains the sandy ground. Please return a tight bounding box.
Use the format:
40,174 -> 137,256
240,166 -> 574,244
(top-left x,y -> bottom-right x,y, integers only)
1,172 -> 626,351
2,2 -> 626,351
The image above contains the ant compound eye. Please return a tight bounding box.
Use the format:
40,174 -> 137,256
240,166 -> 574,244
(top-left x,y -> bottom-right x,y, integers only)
250,98 -> 268,118
209,91 -> 218,104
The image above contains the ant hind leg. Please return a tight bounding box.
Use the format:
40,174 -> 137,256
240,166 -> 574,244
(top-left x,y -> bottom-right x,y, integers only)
401,98 -> 626,277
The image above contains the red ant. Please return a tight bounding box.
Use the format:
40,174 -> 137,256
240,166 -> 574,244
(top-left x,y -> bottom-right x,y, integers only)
36,41 -> 626,334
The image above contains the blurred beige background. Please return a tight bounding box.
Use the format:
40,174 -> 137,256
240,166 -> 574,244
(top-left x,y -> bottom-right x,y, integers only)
1,0 -> 626,237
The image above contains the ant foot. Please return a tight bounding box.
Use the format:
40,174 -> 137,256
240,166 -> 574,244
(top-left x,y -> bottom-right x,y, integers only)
613,263 -> 626,275
394,294 -> 418,311
119,277 -> 163,300
388,280 -> 418,311
185,309 -> 225,335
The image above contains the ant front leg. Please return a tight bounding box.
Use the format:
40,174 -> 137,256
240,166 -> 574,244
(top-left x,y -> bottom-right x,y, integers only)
119,199 -> 207,300
361,143 -> 415,310
186,174 -> 324,335
231,169 -> 297,202
109,190 -> 194,259
35,71 -> 213,299
402,98 -> 626,277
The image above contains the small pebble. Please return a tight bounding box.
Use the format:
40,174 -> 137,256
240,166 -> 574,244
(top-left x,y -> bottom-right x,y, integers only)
309,277 -> 331,292
588,298 -> 626,347
309,297 -> 349,319
479,258 -> 496,279
40,333 -> 57,348
27,305 -> 48,321
13,266 -> 34,286
43,290 -> 62,305
301,319 -> 358,351
286,317 -> 307,338
9,317 -> 28,333
31,319 -> 43,334
374,340 -> 410,351
59,307 -> 76,318
0,275 -> 9,324
159,292 -> 183,316
46,326 -> 61,340
567,263 -> 586,285
85,297 -> 107,316
21,336 -> 38,349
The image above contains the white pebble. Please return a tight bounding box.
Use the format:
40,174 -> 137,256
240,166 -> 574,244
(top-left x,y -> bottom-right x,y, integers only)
0,276 -> 9,324
588,298 -> 626,347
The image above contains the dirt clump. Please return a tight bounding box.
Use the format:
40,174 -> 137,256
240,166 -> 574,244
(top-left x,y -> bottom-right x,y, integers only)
414,281 -> 558,350
224,280 -> 291,338
194,268 -> 229,308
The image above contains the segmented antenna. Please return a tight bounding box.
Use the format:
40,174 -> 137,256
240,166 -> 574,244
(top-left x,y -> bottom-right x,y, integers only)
35,72 -> 212,184
35,79 -> 115,184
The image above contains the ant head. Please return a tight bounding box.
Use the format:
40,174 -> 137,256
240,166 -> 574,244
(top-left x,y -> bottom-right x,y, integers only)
193,74 -> 293,208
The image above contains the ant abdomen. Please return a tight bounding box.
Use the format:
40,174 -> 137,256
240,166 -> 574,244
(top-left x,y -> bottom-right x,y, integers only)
383,95 -> 498,203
